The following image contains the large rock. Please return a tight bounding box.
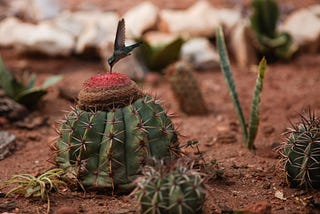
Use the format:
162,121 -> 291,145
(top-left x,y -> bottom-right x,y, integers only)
0,17 -> 74,56
50,11 -> 119,54
159,1 -> 219,38
180,37 -> 220,70
0,17 -> 31,47
216,8 -> 242,33
281,7 -> 320,53
0,131 -> 16,160
230,21 -> 257,68
8,0 -> 62,21
123,1 -> 159,39
48,11 -> 87,38
308,4 -> 320,16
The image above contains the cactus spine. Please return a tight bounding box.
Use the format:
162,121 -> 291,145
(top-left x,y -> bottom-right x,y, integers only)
136,163 -> 206,214
54,72 -> 180,193
282,111 -> 320,189
166,61 -> 208,115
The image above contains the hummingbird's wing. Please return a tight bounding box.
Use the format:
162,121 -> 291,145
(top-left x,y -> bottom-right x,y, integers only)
114,19 -> 126,50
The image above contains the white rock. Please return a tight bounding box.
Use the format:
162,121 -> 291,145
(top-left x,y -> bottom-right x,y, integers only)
143,31 -> 180,45
29,0 -> 62,20
230,21 -> 257,68
48,11 -> 88,38
281,8 -> 320,52
308,4 -> 320,16
159,1 -> 219,38
123,1 -> 159,38
8,0 -> 62,21
216,8 -> 242,32
0,17 -> 74,56
0,17 -> 30,47
49,11 -> 119,54
17,23 -> 74,56
180,37 -> 220,70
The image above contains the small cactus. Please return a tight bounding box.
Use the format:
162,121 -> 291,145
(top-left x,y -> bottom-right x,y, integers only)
250,0 -> 297,61
166,61 -> 208,115
53,72 -> 180,193
281,111 -> 320,189
136,162 -> 206,214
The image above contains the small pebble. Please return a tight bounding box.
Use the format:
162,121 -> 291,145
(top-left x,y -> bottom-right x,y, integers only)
54,206 -> 77,214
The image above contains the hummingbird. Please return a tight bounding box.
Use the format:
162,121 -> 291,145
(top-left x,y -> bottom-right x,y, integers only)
108,19 -> 143,73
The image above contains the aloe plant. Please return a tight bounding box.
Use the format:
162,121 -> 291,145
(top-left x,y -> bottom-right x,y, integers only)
0,57 -> 62,109
137,37 -> 184,71
216,26 -> 267,150
250,0 -> 297,60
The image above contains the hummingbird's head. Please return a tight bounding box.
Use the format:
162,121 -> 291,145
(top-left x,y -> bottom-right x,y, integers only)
108,55 -> 115,67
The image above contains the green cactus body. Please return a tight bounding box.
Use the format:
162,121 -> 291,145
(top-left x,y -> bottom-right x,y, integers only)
166,61 -> 208,115
54,72 -> 180,193
250,0 -> 297,60
137,165 -> 205,214
282,112 -> 320,189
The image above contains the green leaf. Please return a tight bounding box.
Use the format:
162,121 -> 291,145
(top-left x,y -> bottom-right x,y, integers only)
246,58 -> 267,150
41,75 -> 63,89
250,0 -> 297,61
250,0 -> 279,38
216,26 -> 248,141
0,57 -> 22,97
138,37 -> 184,71
273,33 -> 298,60
15,87 -> 47,108
25,73 -> 37,89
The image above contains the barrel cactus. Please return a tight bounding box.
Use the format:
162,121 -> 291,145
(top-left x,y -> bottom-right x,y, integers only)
281,111 -> 320,189
165,61 -> 208,115
53,72 -> 180,193
136,163 -> 206,214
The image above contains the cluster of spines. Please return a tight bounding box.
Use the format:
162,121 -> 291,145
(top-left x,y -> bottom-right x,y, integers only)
281,111 -> 320,189
136,162 -> 206,214
53,95 -> 180,192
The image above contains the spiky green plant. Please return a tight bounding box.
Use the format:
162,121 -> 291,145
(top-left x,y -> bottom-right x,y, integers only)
216,26 -> 267,150
53,72 -> 180,194
166,61 -> 208,115
281,110 -> 320,189
0,56 -> 62,109
0,168 -> 67,213
250,0 -> 297,60
135,162 -> 206,214
137,36 -> 184,71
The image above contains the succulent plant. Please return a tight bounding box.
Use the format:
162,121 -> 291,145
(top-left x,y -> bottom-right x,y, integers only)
0,168 -> 67,213
250,0 -> 297,61
137,33 -> 184,71
165,61 -> 208,115
136,162 -> 206,214
216,26 -> 267,150
281,111 -> 320,189
53,72 -> 180,193
0,56 -> 62,109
